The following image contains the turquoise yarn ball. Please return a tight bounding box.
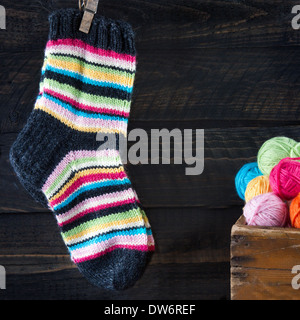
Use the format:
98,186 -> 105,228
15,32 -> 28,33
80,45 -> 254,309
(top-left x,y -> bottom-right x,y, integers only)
235,162 -> 263,200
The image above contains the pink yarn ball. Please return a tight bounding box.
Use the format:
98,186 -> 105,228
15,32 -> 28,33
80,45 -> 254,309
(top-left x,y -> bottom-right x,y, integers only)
243,192 -> 288,227
269,157 -> 300,200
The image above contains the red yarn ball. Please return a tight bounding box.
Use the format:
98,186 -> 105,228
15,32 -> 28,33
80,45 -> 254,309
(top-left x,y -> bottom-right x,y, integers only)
269,157 -> 300,200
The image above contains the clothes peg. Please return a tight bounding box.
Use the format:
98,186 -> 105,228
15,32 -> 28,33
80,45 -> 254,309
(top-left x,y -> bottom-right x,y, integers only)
79,0 -> 100,34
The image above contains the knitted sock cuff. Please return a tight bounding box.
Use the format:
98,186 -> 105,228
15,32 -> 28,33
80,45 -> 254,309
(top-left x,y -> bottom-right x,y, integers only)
48,8 -> 136,56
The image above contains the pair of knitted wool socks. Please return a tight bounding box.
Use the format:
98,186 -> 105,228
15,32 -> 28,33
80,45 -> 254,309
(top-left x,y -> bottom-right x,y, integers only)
9,8 -> 155,290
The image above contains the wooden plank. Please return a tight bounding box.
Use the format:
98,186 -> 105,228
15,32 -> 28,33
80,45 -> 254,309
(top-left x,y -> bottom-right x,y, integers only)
2,47 -> 300,133
231,267 -> 300,300
1,0 -> 299,301
231,215 -> 300,300
0,207 -> 240,257
0,208 -> 240,299
231,215 -> 300,270
1,0 -> 300,52
133,47 -> 300,122
1,126 -> 299,212
0,262 -> 229,300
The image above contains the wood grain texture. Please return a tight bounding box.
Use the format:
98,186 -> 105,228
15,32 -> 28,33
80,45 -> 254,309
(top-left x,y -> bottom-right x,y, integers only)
0,263 -> 229,300
1,126 -> 299,212
0,0 -> 299,299
0,208 -> 240,300
2,48 -> 300,134
231,216 -> 300,300
0,208 -> 240,258
1,0 -> 300,52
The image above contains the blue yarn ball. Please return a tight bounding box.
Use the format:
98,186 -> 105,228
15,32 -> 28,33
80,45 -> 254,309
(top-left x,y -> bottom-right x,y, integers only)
235,162 -> 263,200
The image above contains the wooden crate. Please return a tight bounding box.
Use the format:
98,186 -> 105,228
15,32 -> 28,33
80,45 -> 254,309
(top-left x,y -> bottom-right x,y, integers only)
231,215 -> 300,300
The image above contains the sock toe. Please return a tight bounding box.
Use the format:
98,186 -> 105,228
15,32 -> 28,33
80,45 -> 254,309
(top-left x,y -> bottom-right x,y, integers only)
77,249 -> 152,290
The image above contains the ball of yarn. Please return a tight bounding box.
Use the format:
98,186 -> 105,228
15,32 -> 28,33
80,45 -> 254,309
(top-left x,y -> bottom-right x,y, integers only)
235,162 -> 263,200
269,157 -> 300,200
291,143 -> 300,158
245,175 -> 272,203
257,137 -> 297,175
243,192 -> 288,227
290,193 -> 300,228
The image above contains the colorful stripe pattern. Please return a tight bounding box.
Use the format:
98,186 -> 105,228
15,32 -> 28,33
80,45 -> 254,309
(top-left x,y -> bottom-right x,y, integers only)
35,38 -> 136,136
10,8 -> 155,290
42,150 -> 155,264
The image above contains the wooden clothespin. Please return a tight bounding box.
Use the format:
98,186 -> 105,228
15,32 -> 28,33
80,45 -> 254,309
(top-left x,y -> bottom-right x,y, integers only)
79,0 -> 100,34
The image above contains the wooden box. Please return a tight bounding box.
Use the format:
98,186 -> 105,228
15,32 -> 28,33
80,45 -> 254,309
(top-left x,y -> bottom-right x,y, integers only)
231,215 -> 300,300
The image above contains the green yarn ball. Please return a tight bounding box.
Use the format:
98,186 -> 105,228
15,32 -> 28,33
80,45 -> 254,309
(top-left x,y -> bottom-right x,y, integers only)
291,142 -> 300,158
257,136 -> 297,175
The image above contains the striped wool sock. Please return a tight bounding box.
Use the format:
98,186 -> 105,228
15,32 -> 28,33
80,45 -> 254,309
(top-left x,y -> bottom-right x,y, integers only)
10,8 -> 155,290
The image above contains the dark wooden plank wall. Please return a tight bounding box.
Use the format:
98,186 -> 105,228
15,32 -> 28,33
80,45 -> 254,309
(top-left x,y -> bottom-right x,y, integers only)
0,0 -> 299,300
